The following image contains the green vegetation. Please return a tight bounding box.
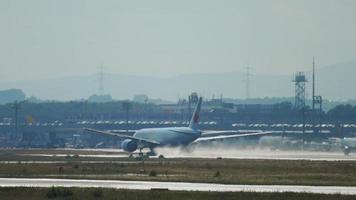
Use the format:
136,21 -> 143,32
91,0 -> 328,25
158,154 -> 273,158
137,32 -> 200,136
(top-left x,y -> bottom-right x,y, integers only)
0,89 -> 25,104
0,100 -> 158,122
328,104 -> 356,121
149,170 -> 157,177
46,187 -> 73,198
0,187 -> 355,200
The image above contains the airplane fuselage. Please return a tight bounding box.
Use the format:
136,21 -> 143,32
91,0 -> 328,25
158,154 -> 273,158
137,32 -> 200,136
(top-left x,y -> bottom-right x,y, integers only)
134,127 -> 201,147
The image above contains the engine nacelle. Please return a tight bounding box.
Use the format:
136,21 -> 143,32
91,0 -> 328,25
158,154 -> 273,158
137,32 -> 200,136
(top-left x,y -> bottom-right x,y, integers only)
121,139 -> 137,152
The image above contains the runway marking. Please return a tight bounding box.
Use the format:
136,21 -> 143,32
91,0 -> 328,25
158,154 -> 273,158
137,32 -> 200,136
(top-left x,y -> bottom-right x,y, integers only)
0,178 -> 356,195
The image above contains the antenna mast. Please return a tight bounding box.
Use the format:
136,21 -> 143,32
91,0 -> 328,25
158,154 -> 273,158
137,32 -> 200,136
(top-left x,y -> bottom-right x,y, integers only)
98,65 -> 104,95
312,57 -> 315,110
245,65 -> 252,99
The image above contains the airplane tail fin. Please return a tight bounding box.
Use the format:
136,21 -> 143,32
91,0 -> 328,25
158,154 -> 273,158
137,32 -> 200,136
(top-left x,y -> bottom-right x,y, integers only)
189,97 -> 202,130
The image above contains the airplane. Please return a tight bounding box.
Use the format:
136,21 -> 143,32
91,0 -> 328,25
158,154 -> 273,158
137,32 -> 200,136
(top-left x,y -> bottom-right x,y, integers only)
85,97 -> 270,157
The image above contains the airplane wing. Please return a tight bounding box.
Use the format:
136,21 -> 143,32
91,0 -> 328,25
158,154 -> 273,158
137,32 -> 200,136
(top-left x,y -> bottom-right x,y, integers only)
193,131 -> 272,143
201,130 -> 264,137
84,128 -> 160,145
110,130 -> 136,135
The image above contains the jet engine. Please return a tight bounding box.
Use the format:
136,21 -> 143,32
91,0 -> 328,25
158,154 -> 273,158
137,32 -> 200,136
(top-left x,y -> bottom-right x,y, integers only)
121,139 -> 138,152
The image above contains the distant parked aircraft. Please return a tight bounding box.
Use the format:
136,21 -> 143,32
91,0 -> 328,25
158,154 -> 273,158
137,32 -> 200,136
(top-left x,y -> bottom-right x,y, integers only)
85,97 -> 269,156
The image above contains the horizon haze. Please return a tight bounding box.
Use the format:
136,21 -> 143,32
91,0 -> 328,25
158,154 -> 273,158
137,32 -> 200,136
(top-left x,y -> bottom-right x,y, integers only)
0,60 -> 355,101
0,0 -> 355,80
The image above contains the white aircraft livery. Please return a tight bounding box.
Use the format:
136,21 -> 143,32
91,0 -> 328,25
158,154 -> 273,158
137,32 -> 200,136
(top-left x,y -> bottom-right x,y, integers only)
86,97 -> 269,156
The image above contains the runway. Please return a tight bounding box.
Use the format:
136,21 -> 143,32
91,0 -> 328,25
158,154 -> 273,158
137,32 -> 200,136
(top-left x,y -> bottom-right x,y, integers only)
7,148 -> 356,161
1,178 -> 356,195
150,148 -> 356,161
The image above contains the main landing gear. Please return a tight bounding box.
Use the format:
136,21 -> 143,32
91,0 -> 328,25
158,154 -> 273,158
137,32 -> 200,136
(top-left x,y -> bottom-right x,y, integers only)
130,148 -> 164,159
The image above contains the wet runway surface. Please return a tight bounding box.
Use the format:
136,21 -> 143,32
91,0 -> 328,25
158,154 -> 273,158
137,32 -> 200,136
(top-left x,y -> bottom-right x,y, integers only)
1,178 -> 356,194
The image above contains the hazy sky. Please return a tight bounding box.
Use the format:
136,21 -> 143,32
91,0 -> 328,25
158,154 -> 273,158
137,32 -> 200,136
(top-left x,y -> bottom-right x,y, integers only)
0,0 -> 355,81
